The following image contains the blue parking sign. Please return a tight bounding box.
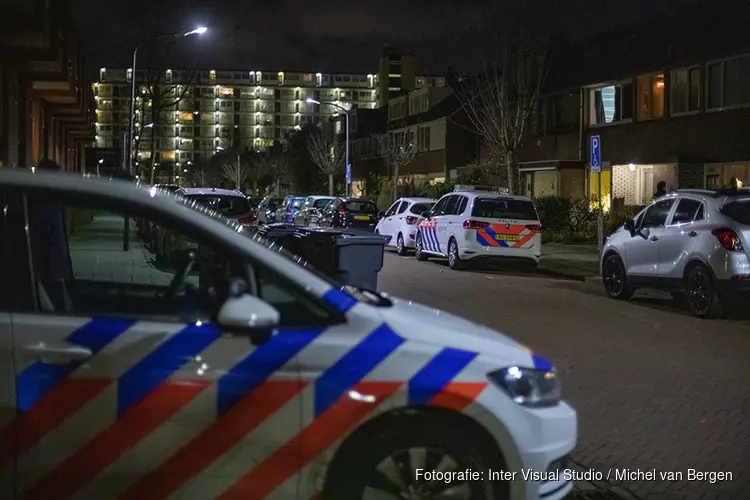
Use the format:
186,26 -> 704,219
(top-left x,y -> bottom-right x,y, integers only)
346,164 -> 351,184
590,135 -> 601,173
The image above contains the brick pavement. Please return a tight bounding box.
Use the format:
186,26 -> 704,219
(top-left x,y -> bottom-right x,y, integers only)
378,253 -> 750,499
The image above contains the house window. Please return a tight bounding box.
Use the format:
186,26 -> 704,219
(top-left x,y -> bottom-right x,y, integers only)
249,71 -> 256,85
636,73 -> 665,120
589,82 -> 633,125
278,72 -> 284,86
548,92 -> 579,132
315,73 -> 322,87
126,68 -> 132,82
671,66 -> 701,115
99,68 -> 106,81
707,53 -> 750,109
179,111 -> 193,121
165,69 -> 173,83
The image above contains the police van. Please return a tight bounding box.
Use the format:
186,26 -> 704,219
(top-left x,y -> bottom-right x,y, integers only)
0,170 -> 574,499
416,185 -> 543,270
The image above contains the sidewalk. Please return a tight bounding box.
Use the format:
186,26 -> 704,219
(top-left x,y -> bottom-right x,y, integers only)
538,243 -> 600,281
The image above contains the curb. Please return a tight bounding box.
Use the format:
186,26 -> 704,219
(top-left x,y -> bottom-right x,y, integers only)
535,267 -> 599,282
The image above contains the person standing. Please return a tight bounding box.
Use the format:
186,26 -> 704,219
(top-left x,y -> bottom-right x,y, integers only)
652,181 -> 667,199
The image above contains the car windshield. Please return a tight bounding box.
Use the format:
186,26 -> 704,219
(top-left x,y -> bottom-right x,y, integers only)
410,202 -> 435,215
344,200 -> 378,214
184,194 -> 251,218
721,199 -> 750,224
471,198 -> 538,220
314,198 -> 334,208
291,197 -> 305,208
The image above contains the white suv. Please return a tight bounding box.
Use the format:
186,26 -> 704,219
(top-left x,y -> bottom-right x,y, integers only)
416,186 -> 542,270
601,187 -> 750,317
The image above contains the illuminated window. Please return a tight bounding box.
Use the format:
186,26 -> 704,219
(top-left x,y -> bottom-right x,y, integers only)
315,73 -> 322,87
99,68 -> 106,81
218,86 -> 234,96
209,70 -> 216,83
637,73 -> 665,120
249,71 -> 256,85
179,112 -> 194,121
589,82 -> 633,125
166,69 -> 173,83
126,69 -> 132,82
278,72 -> 284,86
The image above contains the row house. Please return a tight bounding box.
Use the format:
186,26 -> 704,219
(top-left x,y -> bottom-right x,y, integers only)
0,0 -> 95,172
517,1 -> 750,212
347,85 -> 479,204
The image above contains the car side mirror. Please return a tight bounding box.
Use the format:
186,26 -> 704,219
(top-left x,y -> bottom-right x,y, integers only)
217,294 -> 280,345
377,211 -> 385,219
624,218 -> 635,233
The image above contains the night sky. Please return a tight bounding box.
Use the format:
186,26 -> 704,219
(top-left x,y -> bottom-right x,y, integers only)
72,0 -> 698,74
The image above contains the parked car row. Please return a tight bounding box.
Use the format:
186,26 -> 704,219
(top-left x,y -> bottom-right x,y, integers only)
255,194 -> 381,231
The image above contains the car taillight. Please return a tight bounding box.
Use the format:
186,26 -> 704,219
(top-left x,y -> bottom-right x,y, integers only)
712,228 -> 744,252
525,224 -> 542,232
338,205 -> 346,215
463,220 -> 490,229
310,209 -> 318,215
405,216 -> 418,225
286,208 -> 292,214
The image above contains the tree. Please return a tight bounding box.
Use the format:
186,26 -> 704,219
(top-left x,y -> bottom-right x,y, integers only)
219,156 -> 251,191
262,143 -> 292,196
380,133 -> 417,201
455,1 -> 553,194
307,128 -> 344,196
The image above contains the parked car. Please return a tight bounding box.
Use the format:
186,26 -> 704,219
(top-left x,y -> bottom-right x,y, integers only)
277,196 -> 306,224
293,196 -> 337,226
319,197 -> 379,232
375,197 -> 436,255
153,187 -> 255,266
601,186 -> 750,318
256,196 -> 284,225
415,186 -> 542,271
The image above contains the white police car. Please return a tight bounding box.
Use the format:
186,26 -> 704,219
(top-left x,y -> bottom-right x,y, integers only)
416,186 -> 542,270
0,170 -> 575,500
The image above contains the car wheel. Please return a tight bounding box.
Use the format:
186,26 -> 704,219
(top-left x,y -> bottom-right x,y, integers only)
685,264 -> 724,318
324,420 -> 507,500
448,238 -> 465,270
396,233 -> 407,255
602,254 -> 634,299
415,232 -> 429,261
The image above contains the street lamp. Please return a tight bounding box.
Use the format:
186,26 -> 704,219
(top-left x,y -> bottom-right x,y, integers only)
97,158 -> 104,177
306,98 -> 350,197
127,26 -> 208,176
216,145 -> 242,191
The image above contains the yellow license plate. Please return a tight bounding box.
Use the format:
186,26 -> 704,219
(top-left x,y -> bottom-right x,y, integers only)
354,215 -> 370,221
495,234 -> 521,241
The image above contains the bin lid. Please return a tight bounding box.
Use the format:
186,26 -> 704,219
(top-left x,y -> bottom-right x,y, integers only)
335,233 -> 389,246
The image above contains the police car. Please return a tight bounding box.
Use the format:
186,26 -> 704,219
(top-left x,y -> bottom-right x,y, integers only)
416,186 -> 543,270
0,170 -> 575,500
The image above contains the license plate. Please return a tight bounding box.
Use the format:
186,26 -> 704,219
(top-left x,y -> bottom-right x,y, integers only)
354,215 -> 370,221
495,234 -> 521,241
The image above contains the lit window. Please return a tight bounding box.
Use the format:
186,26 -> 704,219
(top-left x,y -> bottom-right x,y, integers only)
249,71 -> 256,85
219,86 -> 234,96
636,73 -> 665,120
315,73 -> 322,87
209,70 -> 216,83
179,112 -> 194,121
671,67 -> 701,115
589,82 -> 633,125
278,72 -> 284,86
99,67 -> 106,81
166,69 -> 173,83
126,69 -> 132,82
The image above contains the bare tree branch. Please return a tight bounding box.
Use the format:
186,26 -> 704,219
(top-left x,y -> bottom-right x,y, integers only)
378,133 -> 417,201
454,2 -> 553,194
307,128 -> 344,196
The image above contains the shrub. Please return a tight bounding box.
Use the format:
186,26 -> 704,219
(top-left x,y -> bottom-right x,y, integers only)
419,181 -> 455,199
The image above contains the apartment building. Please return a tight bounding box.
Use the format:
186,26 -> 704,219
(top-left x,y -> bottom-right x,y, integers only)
516,1 -> 750,210
0,0 -> 95,171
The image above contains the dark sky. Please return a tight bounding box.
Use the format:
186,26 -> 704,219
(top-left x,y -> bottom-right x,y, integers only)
72,0 -> 697,74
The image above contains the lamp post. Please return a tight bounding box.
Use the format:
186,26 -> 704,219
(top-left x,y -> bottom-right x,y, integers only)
127,26 -> 207,177
216,145 -> 241,191
306,98 -> 350,197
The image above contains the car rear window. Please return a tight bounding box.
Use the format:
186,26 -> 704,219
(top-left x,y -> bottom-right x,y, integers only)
267,198 -> 283,210
721,200 -> 750,225
410,202 -> 434,215
291,198 -> 305,208
471,198 -> 538,220
314,198 -> 333,208
345,200 -> 378,214
185,195 -> 251,217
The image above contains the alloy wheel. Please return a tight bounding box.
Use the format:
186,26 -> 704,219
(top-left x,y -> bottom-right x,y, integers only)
687,269 -> 711,315
603,257 -> 625,297
362,447 -> 471,500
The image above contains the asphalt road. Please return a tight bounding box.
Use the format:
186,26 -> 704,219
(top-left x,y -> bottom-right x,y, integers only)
377,251 -> 750,500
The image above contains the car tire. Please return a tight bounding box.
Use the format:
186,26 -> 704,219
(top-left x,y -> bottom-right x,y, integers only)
602,254 -> 634,300
415,232 -> 429,261
448,238 -> 465,270
685,264 -> 724,318
324,419 -> 508,500
396,233 -> 407,255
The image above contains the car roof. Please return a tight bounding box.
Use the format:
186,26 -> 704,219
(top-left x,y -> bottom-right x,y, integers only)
0,169 -> 334,296
451,190 -> 533,202
178,187 -> 245,197
400,197 -> 436,203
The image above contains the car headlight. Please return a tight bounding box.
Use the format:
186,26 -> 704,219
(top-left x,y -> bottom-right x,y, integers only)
488,366 -> 561,408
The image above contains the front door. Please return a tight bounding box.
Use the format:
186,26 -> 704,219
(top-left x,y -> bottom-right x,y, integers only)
5,190 -> 305,499
379,200 -> 401,245
623,198 -> 675,278
658,197 -> 704,280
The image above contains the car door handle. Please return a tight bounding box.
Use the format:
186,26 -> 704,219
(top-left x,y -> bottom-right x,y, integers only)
24,342 -> 93,364
649,235 -> 659,241
688,230 -> 698,237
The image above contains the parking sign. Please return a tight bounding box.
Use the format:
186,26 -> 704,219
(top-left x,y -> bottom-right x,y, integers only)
346,164 -> 351,184
590,135 -> 601,173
